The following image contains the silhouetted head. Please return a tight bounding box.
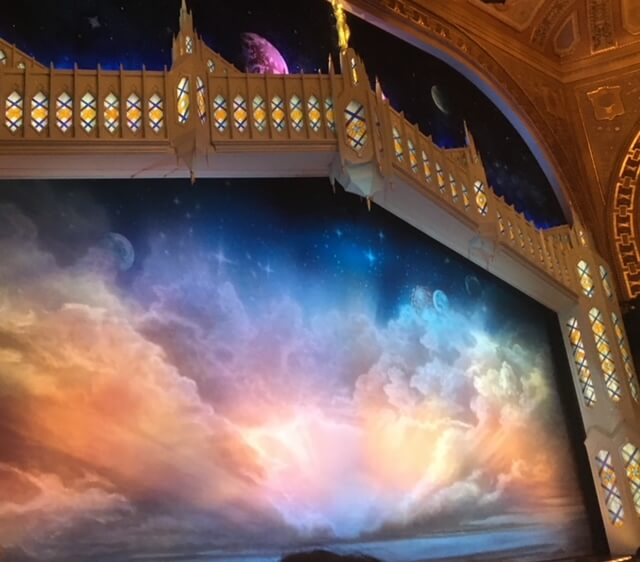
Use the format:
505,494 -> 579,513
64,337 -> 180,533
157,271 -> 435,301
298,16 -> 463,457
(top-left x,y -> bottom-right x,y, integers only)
281,550 -> 382,562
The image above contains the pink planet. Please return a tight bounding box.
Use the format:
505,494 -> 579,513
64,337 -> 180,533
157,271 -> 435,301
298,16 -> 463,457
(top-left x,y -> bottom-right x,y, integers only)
241,32 -> 289,75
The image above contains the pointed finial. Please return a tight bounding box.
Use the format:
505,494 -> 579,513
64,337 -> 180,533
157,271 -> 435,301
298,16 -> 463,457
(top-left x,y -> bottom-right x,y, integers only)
330,0 -> 351,52
181,0 -> 188,13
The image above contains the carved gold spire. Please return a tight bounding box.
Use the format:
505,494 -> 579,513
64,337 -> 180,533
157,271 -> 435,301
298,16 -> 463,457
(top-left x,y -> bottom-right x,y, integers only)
330,0 -> 351,52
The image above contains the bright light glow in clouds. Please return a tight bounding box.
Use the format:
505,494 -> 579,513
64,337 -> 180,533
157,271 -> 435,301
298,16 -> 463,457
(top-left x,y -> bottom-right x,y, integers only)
0,179 -> 592,561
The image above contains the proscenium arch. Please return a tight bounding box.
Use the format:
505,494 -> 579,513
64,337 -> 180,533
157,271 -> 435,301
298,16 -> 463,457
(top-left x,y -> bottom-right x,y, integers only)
343,0 -> 575,225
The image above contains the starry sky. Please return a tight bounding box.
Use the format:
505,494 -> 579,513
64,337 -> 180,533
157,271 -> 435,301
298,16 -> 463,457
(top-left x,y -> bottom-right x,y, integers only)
0,178 -> 597,561
0,0 -> 566,227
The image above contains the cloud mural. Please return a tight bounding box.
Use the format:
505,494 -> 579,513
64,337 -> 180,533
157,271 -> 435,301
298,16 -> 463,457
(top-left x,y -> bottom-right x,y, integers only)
0,179 -> 592,561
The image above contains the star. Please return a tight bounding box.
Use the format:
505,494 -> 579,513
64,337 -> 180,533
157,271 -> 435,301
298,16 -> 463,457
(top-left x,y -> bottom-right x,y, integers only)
365,249 -> 376,265
335,228 -> 343,238
213,248 -> 233,267
378,230 -> 385,240
88,16 -> 101,29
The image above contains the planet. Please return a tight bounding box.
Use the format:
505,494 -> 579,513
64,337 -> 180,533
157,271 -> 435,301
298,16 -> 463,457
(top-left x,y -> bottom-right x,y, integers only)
411,285 -> 432,311
432,289 -> 449,313
431,85 -> 450,115
102,232 -> 135,271
464,274 -> 482,298
241,32 -> 289,75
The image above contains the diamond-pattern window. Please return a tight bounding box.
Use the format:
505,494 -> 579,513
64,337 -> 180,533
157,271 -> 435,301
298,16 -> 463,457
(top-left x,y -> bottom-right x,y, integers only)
600,265 -> 613,299
126,93 -> 142,133
196,77 -> 207,124
0,50 -> 6,65
325,98 -> 335,134
177,77 -> 190,125
577,260 -> 595,298
566,317 -> 597,407
436,163 -> 445,192
148,93 -> 164,133
596,450 -> 624,526
612,312 -> 639,402
185,36 -> 194,54
408,139 -> 418,174
307,96 -> 321,133
474,181 -> 488,216
621,443 -> 640,516
393,127 -> 404,162
104,93 -> 119,134
252,95 -> 267,133
207,59 -> 215,73
56,92 -> 72,133
422,151 -> 432,183
80,92 -> 96,133
345,100 -> 367,152
213,94 -> 228,133
5,91 -> 23,133
271,95 -> 285,132
233,95 -> 248,132
589,307 -> 622,402
289,95 -> 304,132
30,91 -> 48,133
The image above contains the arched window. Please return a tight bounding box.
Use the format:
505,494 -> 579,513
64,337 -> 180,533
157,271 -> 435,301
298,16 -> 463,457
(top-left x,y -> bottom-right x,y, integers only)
30,91 -> 48,133
595,450 -> 624,526
344,101 -> 367,152
461,184 -> 470,210
435,162 -> 445,192
289,95 -> 304,132
196,77 -> 206,124
589,307 -> 622,402
0,49 -> 6,65
185,36 -> 194,54
497,211 -> 505,235
176,77 -> 190,124
350,57 -> 358,86
104,93 -> 119,134
207,59 -> 215,73
126,93 -> 142,133
611,312 -> 640,402
421,151 -> 432,183
56,92 -> 73,133
324,98 -> 335,133
271,95 -> 285,132
621,443 -> 640,516
449,174 -> 458,203
566,317 -> 597,407
407,139 -> 418,174
577,260 -> 595,298
5,91 -> 23,133
392,127 -> 403,162
600,265 -> 613,299
307,96 -> 321,133
79,92 -> 96,133
148,94 -> 164,133
233,95 -> 248,132
212,94 -> 228,133
252,95 -> 266,132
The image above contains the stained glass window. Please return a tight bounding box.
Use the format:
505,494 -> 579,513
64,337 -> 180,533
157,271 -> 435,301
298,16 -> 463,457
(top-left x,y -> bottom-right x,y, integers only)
461,184 -> 470,210
185,36 -> 194,54
497,211 -> 505,234
579,229 -> 587,246
507,220 -> 515,243
233,95 -> 248,132
596,450 -> 624,526
325,98 -> 335,134
271,95 -> 285,132
474,181 -> 488,216
408,139 -> 418,174
196,77 -> 206,124
80,92 -> 97,133
148,94 -> 164,133
177,77 -> 190,125
577,260 -> 595,298
5,91 -> 23,133
212,94 -> 228,133
252,95 -> 267,133
207,59 -> 215,74
344,100 -> 367,152
449,174 -> 458,202
56,92 -> 72,133
307,96 -> 321,133
393,127 -> 403,162
436,163 -> 445,192
566,317 -> 597,407
126,93 -> 142,133
611,312 -> 640,402
589,307 -> 622,402
0,49 -> 6,65
104,93 -> 119,134
290,95 -> 304,132
517,228 -> 525,249
621,443 -> 640,516
600,265 -> 613,299
350,58 -> 358,86
30,91 -> 48,133
17,61 -> 25,70
422,151 -> 432,183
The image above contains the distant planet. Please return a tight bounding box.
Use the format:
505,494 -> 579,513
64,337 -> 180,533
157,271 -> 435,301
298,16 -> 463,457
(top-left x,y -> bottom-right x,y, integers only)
241,32 -> 289,75
431,85 -> 450,115
465,275 -> 482,298
433,289 -> 449,313
102,232 -> 135,271
411,285 -> 433,311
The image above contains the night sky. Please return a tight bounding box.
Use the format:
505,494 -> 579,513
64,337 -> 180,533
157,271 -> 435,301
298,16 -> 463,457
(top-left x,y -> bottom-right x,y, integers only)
0,0 -> 566,227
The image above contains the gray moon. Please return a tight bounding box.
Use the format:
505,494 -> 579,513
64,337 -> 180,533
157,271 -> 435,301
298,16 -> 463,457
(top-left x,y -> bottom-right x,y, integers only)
433,289 -> 450,313
431,85 -> 450,115
241,32 -> 289,75
103,232 -> 135,271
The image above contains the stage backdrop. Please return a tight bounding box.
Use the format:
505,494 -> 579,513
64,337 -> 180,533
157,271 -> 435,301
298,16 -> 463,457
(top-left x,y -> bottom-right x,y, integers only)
0,178 -> 593,562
